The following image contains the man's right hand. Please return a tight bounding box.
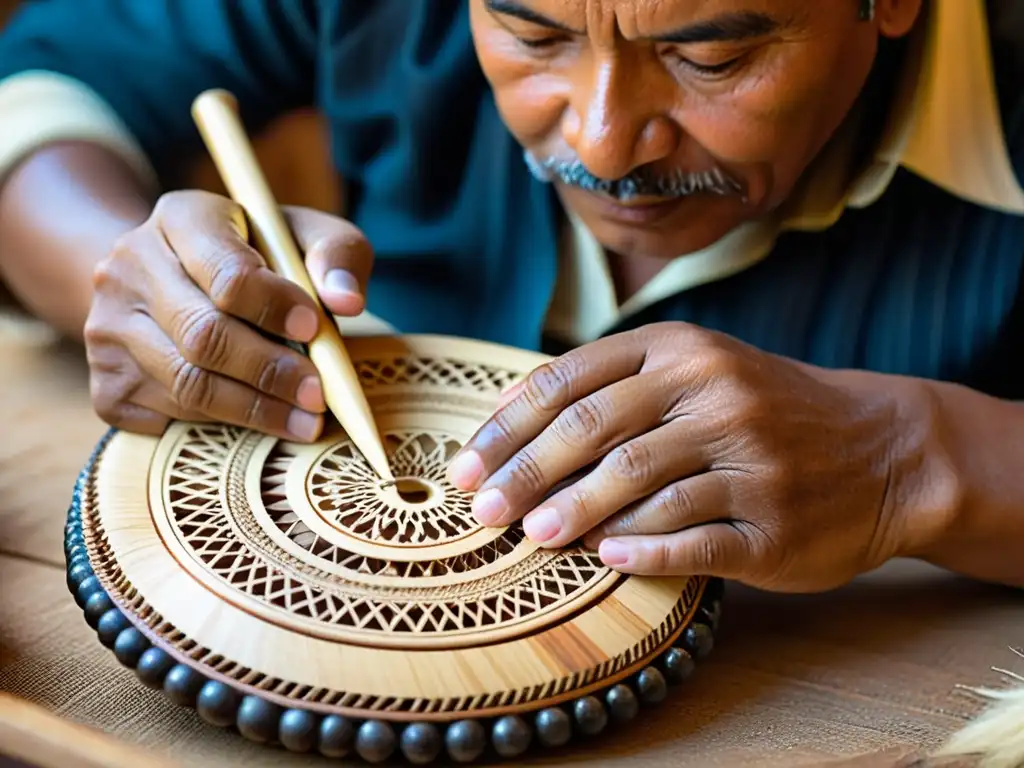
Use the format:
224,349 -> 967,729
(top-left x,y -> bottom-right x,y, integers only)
83,190 -> 374,442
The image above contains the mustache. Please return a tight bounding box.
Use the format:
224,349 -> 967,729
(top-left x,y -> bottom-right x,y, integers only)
523,150 -> 745,201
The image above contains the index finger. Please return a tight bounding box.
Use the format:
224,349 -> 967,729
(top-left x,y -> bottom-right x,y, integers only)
158,191 -> 322,344
447,334 -> 647,492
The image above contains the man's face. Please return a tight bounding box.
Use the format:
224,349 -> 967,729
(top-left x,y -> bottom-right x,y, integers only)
469,0 -> 919,260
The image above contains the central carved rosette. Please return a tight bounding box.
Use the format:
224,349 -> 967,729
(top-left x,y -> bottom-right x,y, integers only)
306,432 -> 478,548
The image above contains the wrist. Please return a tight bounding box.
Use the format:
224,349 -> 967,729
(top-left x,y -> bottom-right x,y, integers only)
883,375 -> 1024,586
881,376 -> 963,562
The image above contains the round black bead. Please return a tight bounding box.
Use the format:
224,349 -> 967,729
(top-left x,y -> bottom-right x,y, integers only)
661,647 -> 696,684
535,707 -> 572,747
573,696 -> 608,736
682,622 -> 715,660
636,667 -> 668,704
492,715 -> 532,758
112,627 -> 149,668
400,722 -> 443,765
279,709 -> 318,753
83,591 -> 114,629
236,696 -> 281,744
163,664 -> 205,707
445,720 -> 486,764
319,714 -> 356,758
67,552 -> 90,571
699,600 -> 722,633
606,684 -> 639,722
96,609 -> 130,649
355,720 -> 397,764
75,575 -> 103,608
196,681 -> 241,728
66,562 -> 93,595
135,647 -> 175,689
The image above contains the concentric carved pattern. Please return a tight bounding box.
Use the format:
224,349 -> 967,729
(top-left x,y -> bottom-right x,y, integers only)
83,437 -> 706,715
164,424 -> 617,644
267,442 -> 525,578
307,432 -> 476,547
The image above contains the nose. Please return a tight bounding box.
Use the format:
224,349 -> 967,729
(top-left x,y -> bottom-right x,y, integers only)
563,55 -> 680,181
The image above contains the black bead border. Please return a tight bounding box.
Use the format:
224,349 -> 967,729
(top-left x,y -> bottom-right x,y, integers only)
65,428 -> 724,764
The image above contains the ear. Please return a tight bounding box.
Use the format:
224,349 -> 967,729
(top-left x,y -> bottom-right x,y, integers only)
872,0 -> 925,38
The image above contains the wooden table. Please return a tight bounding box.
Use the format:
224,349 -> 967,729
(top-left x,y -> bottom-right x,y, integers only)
0,317 -> 1019,768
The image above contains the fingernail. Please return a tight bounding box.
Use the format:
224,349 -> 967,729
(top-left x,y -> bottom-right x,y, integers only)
287,409 -> 320,442
296,376 -> 324,412
523,507 -> 561,543
285,305 -> 318,341
472,487 -> 508,526
599,539 -> 630,566
448,451 -> 484,490
325,269 -> 360,296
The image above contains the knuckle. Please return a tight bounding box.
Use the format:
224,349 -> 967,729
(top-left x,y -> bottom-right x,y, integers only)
153,190 -> 184,215
695,345 -> 744,379
82,314 -> 115,349
651,539 -> 675,572
611,506 -> 644,535
661,482 -> 697,523
90,256 -> 121,292
554,396 -> 606,446
565,486 -> 597,526
89,381 -> 121,425
169,358 -> 214,412
507,449 -> 548,496
255,354 -> 297,397
606,440 -> 654,486
696,536 -> 721,570
243,393 -> 268,428
177,307 -> 229,367
206,252 -> 258,312
487,407 -> 519,446
524,355 -> 584,412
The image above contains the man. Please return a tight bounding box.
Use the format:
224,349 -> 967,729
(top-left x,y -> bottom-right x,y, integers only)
0,0 -> 1022,594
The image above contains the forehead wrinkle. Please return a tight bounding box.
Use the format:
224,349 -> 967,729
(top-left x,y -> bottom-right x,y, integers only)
582,0 -> 619,44
598,0 -> 704,42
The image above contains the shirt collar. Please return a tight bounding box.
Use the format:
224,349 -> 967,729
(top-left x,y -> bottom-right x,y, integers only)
785,0 -> 1024,230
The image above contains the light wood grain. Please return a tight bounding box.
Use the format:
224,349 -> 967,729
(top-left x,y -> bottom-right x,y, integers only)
190,88 -> 394,483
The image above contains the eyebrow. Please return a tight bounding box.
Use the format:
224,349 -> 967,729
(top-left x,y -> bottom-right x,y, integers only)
484,1 -> 781,44
485,0 -> 581,34
658,11 -> 780,44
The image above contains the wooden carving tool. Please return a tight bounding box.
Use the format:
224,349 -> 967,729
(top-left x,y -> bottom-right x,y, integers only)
191,88 -> 394,484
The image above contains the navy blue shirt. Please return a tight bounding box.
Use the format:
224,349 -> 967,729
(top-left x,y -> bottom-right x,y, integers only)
2,0 -> 1024,397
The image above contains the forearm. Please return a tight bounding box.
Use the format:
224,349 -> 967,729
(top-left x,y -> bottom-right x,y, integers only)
0,142 -> 154,340
892,376 -> 1024,588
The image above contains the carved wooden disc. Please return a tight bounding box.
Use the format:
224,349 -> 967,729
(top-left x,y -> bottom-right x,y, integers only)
77,335 -> 709,723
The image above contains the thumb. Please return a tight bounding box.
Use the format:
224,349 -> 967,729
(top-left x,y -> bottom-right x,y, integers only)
283,206 -> 375,317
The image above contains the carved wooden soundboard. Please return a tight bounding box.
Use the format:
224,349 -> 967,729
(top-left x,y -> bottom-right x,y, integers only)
64,334 -> 722,764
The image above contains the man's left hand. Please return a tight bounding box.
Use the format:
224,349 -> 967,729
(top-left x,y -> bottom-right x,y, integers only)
446,322 -> 918,593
